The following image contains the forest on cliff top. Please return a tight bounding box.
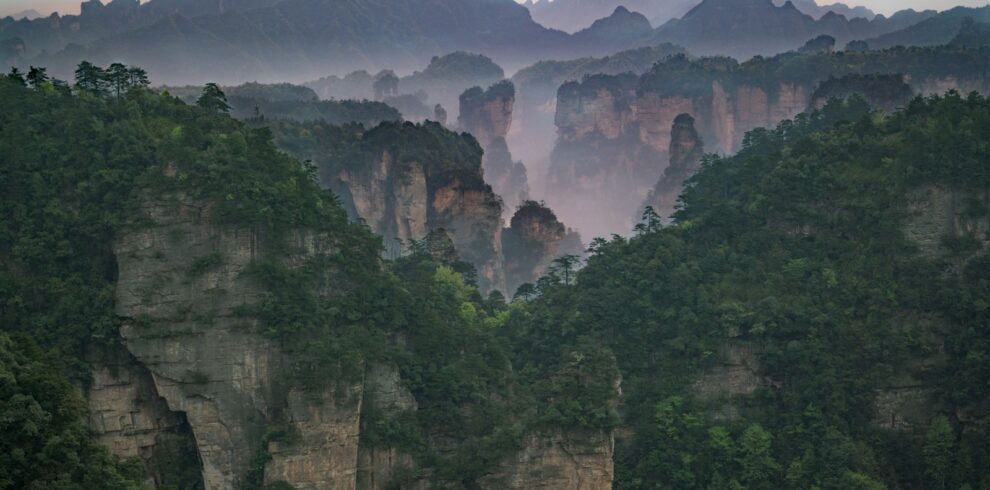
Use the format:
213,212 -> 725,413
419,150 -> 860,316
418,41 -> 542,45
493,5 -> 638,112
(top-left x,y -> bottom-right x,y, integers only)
1,58 -> 990,489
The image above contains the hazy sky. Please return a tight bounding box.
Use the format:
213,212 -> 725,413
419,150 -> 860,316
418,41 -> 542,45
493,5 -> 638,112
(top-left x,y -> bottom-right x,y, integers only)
1,0 -> 988,18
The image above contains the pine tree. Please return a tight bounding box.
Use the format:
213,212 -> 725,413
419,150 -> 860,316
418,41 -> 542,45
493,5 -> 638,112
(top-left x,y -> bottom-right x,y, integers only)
197,83 -> 231,113
74,61 -> 107,95
25,66 -> 49,89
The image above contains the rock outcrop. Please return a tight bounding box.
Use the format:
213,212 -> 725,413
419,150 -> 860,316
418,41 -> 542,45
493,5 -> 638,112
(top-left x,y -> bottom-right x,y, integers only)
811,73 -> 914,112
548,52 -> 990,238
83,344 -> 202,489
502,201 -> 567,295
480,430 -> 615,489
93,186 -> 614,489
112,189 -> 362,490
459,81 -> 531,215
324,122 -> 507,293
641,113 -> 705,223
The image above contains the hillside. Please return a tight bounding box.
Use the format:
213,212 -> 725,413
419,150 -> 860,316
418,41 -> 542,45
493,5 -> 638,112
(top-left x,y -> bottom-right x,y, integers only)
867,5 -> 990,49
508,93 -> 990,488
2,0 -> 574,84
654,0 -> 935,60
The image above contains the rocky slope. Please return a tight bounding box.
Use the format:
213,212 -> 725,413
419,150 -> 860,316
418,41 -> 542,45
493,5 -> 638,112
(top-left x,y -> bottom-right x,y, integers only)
502,201 -> 567,295
458,81 -> 531,216
547,48 -> 990,238
92,186 -> 614,489
262,120 -> 507,294
640,113 -> 704,223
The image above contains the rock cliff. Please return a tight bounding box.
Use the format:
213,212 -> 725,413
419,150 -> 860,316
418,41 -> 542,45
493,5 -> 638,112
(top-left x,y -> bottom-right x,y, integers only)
310,121 -> 507,293
459,81 -> 531,216
502,201 -> 567,295
97,185 -> 614,489
548,50 -> 990,238
641,113 -> 705,223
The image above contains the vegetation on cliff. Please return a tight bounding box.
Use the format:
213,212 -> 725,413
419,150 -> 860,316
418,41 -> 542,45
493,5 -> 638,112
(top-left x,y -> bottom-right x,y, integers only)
0,64 -> 613,487
509,93 -> 990,488
632,45 -> 990,99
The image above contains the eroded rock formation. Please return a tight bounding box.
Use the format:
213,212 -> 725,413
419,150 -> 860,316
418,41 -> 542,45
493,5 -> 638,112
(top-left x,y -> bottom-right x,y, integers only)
641,113 -> 705,223
95,183 -> 614,490
548,54 -> 990,238
459,81 -> 531,215
324,122 -> 506,293
502,201 -> 567,295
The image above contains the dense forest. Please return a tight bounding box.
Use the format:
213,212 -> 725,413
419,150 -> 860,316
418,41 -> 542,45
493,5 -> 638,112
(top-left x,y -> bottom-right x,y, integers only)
0,64 -> 614,488
511,93 -> 990,488
2,56 -> 990,489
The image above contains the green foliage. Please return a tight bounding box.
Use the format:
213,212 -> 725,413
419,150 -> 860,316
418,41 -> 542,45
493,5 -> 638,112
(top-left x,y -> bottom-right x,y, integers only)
197,83 -> 231,113
507,94 -> 990,489
632,45 -> 990,98
260,119 -> 489,192
0,333 -> 145,489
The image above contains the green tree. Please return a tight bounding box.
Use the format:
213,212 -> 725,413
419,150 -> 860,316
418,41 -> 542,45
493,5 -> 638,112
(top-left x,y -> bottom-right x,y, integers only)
0,334 -> 144,489
735,424 -> 779,489
74,61 -> 106,95
25,66 -> 48,89
106,62 -> 131,98
548,254 -> 581,286
127,66 -> 150,88
7,66 -> 25,85
634,205 -> 662,234
923,416 -> 955,490
197,82 -> 231,113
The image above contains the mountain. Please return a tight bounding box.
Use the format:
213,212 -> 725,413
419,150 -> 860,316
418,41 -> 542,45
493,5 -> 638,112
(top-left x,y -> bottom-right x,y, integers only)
866,5 -> 990,49
951,18 -> 990,47
522,92 -> 990,489
572,6 -> 656,52
653,0 -> 935,60
0,0 -> 282,59
0,71 -> 618,489
776,0 -> 875,20
6,9 -> 42,20
5,0 -> 576,85
546,46 -> 990,239
522,0 -> 698,33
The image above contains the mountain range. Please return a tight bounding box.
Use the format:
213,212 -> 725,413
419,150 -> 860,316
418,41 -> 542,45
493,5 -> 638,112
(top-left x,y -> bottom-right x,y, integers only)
0,0 -> 983,85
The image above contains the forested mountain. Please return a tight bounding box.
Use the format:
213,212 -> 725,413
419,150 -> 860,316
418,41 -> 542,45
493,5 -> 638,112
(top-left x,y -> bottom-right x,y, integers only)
3,0 -> 990,486
2,0 -> 577,84
866,5 -> 990,49
509,93 -> 990,488
0,67 -> 614,489
1,0 -> 955,87
653,0 -> 935,59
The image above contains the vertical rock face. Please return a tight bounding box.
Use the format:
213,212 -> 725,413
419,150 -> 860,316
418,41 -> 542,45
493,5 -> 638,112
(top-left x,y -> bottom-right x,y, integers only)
356,363 -> 418,490
113,189 -> 362,490
430,180 -> 506,293
458,81 -> 514,149
549,62 -> 990,238
480,430 -> 614,490
547,75 -> 661,239
641,113 -> 705,222
502,201 -> 567,295
459,81 -> 531,215
84,344 -> 202,489
265,387 -> 364,490
326,123 -> 507,293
